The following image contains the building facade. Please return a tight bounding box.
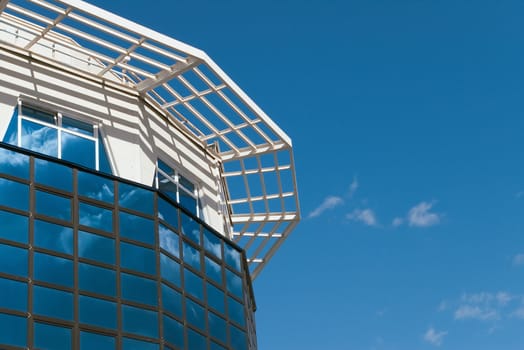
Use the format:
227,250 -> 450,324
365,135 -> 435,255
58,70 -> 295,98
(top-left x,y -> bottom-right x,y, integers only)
0,1 -> 299,349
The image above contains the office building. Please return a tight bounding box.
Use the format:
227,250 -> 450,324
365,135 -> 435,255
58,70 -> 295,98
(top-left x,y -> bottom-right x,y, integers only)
0,0 -> 300,349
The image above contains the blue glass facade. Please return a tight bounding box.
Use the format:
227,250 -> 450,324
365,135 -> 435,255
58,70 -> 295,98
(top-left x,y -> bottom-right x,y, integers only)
0,143 -> 256,350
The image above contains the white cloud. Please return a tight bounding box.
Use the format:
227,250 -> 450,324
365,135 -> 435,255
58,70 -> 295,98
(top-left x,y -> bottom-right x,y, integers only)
454,305 -> 499,321
423,327 -> 447,347
346,208 -> 378,226
407,201 -> 440,227
496,292 -> 512,306
392,217 -> 403,227
307,196 -> 343,219
512,306 -> 524,319
513,253 -> 524,266
348,176 -> 358,197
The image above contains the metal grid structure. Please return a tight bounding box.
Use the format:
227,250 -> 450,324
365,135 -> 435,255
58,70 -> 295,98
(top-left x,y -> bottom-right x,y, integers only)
0,0 -> 300,279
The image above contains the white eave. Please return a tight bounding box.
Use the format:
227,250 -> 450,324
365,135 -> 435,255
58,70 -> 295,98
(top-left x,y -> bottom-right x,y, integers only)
0,0 -> 300,279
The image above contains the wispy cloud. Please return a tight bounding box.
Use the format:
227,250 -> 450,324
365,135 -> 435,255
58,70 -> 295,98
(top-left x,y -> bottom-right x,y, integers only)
348,176 -> 358,198
307,196 -> 343,219
407,201 -> 441,227
346,208 -> 378,226
423,327 -> 447,346
513,253 -> 524,266
512,306 -> 524,319
454,305 -> 499,321
392,217 -> 403,227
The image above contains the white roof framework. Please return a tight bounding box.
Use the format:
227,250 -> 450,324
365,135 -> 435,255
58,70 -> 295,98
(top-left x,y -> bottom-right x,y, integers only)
0,0 -> 300,279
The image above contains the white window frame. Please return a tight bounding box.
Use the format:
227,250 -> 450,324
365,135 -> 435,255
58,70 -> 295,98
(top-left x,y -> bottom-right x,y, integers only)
16,99 -> 101,170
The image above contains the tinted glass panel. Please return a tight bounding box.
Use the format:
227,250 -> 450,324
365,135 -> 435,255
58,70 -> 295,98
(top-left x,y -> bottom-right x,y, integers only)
207,282 -> 225,315
0,243 -> 27,277
187,328 -> 207,350
163,314 -> 184,349
224,243 -> 242,272
79,262 -> 116,296
80,331 -> 115,350
203,229 -> 222,259
120,242 -> 156,275
34,322 -> 71,350
119,212 -> 154,245
34,252 -> 73,287
35,158 -> 72,192
0,313 -> 26,347
210,341 -> 227,350
230,325 -> 247,350
78,171 -> 114,202
185,268 -> 203,300
36,190 -> 71,221
21,105 -> 54,123
228,297 -> 246,327
79,295 -> 117,329
122,305 -> 158,338
208,312 -> 227,344
121,273 -> 157,306
186,298 -> 205,330
181,212 -> 200,244
0,148 -> 29,179
34,219 -> 73,255
158,197 -> 178,229
0,277 -> 27,311
161,283 -> 182,318
0,210 -> 28,244
33,285 -> 73,320
226,269 -> 243,299
78,231 -> 115,265
183,241 -> 200,271
62,132 -> 96,169
119,183 -> 154,215
122,338 -> 159,350
62,116 -> 93,135
160,253 -> 180,287
180,191 -> 197,216
205,257 -> 222,284
159,224 -> 179,258
0,178 -> 28,211
79,202 -> 112,232
21,119 -> 58,157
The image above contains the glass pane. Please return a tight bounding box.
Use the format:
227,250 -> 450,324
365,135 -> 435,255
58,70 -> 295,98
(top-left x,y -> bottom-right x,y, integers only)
186,298 -> 205,330
226,269 -> 243,299
80,331 -> 115,350
0,243 -> 28,277
207,282 -> 225,315
157,159 -> 174,176
61,131 -> 95,169
33,285 -> 73,320
180,190 -> 197,216
34,322 -> 71,350
78,171 -> 114,203
184,268 -> 203,300
205,257 -> 222,285
98,135 -> 112,174
36,190 -> 71,221
0,210 -> 28,244
120,242 -> 156,275
21,119 -> 58,157
62,116 -> 93,135
122,338 -> 159,350
210,341 -> 227,350
21,105 -> 54,123
119,212 -> 155,245
160,253 -> 180,287
78,231 -> 115,265
122,304 -> 158,338
161,283 -> 182,318
181,212 -> 200,244
229,325 -> 247,350
79,202 -> 113,232
35,158 -> 72,192
119,183 -> 154,215
158,174 -> 177,203
121,273 -> 157,306
228,296 -> 246,327
34,252 -> 73,287
0,178 -> 29,211
159,224 -> 179,258
203,229 -> 222,259
183,241 -> 200,271
79,295 -> 117,329
0,277 -> 27,311
158,197 -> 178,229
179,175 -> 195,192
79,262 -> 116,296
187,328 -> 207,350
224,243 -> 242,272
0,148 -> 29,179
208,312 -> 227,344
0,313 -> 26,347
162,314 -> 184,349
34,219 -> 73,255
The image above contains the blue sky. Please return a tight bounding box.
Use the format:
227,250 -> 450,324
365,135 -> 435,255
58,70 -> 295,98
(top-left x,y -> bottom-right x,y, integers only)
90,1 -> 524,349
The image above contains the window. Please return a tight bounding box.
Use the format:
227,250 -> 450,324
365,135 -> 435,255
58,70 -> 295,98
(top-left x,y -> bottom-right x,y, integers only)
156,159 -> 202,219
5,101 -> 111,172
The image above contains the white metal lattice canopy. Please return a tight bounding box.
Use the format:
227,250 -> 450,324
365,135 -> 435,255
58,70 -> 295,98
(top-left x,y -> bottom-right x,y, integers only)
0,0 -> 300,279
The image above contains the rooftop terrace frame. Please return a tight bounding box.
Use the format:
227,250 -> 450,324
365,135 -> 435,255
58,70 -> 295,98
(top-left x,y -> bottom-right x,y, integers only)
0,0 -> 300,279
